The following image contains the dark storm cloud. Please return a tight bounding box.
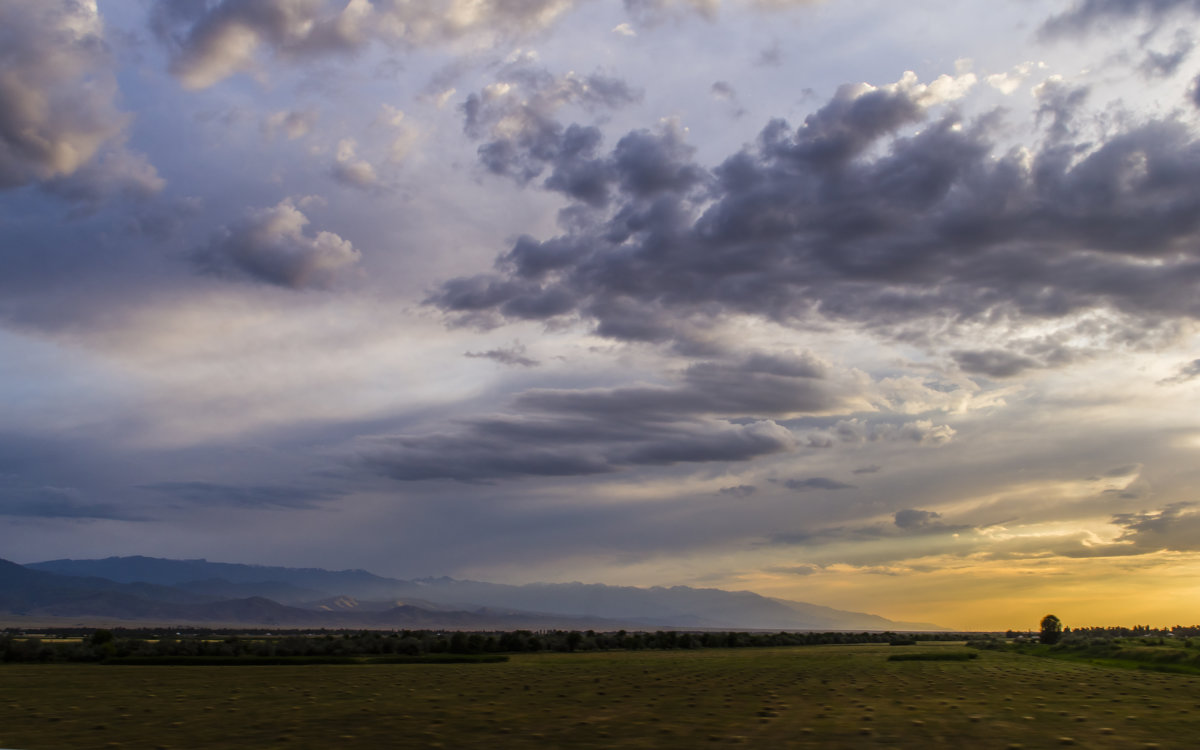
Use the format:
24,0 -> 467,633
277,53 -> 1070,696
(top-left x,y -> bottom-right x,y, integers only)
357,351 -> 843,481
0,0 -> 151,198
193,198 -> 362,289
777,78 -> 926,168
952,349 -> 1040,378
1041,0 -> 1200,37
612,125 -> 706,197
431,67 -> 1200,351
139,481 -> 337,510
782,477 -> 855,492
464,342 -> 540,367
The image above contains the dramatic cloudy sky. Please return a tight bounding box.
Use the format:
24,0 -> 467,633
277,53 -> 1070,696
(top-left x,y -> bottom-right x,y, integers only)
4,0 -> 1200,630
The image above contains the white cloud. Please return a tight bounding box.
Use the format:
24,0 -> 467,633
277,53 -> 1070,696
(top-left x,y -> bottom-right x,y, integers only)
264,110 -> 318,140
332,138 -> 379,189
986,61 -> 1045,95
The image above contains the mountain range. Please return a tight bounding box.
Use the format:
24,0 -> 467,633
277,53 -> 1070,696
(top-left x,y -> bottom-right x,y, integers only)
0,556 -> 945,631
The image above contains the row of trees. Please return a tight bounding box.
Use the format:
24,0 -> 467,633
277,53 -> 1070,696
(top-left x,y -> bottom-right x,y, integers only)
1029,616 -> 1200,646
0,627 -> 964,663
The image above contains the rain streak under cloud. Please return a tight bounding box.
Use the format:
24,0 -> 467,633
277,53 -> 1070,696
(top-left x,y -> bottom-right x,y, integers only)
3,0 -> 1200,630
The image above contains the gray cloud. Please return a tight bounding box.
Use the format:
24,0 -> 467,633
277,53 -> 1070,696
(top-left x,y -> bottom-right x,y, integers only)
1041,0 -> 1200,37
0,0 -> 139,193
769,506 -> 972,552
0,485 -> 141,521
154,0 -> 821,90
1110,502 -> 1200,551
41,149 -> 165,211
1054,502 -> 1200,558
782,477 -> 855,492
1102,463 -> 1142,478
193,198 -> 362,289
756,40 -> 782,67
139,481 -> 337,510
623,420 -> 794,465
1033,78 -> 1090,144
155,0 -> 582,89
514,351 -> 842,418
461,59 -> 641,200
710,81 -> 745,116
1139,30 -> 1194,77
767,564 -> 819,575
719,484 -> 757,497
1159,358 -> 1200,384
356,351 -> 837,481
430,68 -> 1200,352
814,419 -> 956,446
852,464 -> 882,475
711,81 -> 736,100
1103,489 -> 1141,499
263,109 -> 318,140
330,139 -> 379,190
464,342 -> 540,367
892,508 -> 942,530
360,418 -> 793,481
953,349 -> 1040,378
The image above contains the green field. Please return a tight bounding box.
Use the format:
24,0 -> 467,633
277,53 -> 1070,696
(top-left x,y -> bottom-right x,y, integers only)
2,642 -> 1197,749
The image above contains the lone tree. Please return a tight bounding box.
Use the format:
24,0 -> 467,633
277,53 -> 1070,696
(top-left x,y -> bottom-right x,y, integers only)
1040,614 -> 1063,645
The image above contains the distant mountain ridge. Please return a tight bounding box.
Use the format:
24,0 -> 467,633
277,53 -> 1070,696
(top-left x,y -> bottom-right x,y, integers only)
20,556 -> 945,631
28,556 -> 399,598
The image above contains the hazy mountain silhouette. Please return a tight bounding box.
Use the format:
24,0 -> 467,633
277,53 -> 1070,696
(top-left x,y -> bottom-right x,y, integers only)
20,556 -> 945,630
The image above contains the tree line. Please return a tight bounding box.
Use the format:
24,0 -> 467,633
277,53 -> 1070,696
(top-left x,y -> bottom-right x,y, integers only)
0,627 -> 964,663
1002,621 -> 1200,643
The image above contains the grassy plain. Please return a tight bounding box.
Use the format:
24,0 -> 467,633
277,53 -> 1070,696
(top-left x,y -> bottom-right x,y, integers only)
2,642 -> 1198,749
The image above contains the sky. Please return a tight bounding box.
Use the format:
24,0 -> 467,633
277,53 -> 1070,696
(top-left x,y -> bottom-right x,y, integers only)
3,0 -> 1200,631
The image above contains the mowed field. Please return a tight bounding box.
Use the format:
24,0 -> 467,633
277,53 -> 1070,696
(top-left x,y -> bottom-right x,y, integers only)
2,643 -> 1197,749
